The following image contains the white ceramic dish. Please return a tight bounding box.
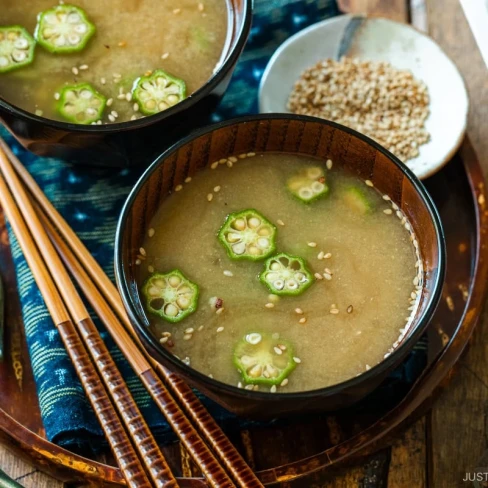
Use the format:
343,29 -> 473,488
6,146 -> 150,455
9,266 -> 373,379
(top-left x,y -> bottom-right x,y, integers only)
259,15 -> 469,180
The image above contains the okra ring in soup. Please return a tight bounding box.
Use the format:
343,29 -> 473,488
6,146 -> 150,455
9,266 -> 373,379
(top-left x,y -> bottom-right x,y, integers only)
0,26 -> 36,74
286,166 -> 329,203
132,69 -> 187,116
218,209 -> 277,261
260,252 -> 314,296
57,83 -> 107,124
233,332 -> 297,386
142,270 -> 199,323
35,4 -> 95,54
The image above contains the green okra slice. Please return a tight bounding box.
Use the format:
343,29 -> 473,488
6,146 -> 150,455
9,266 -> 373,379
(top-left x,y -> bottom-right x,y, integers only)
0,26 -> 36,74
57,83 -> 106,124
260,252 -> 314,296
132,69 -> 186,116
35,4 -> 95,54
142,270 -> 199,323
218,209 -> 277,261
233,332 -> 296,386
286,166 -> 329,203
342,186 -> 375,215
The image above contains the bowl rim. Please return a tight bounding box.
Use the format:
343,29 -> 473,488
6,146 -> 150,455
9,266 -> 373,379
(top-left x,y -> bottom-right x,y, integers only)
115,113 -> 446,400
0,0 -> 252,133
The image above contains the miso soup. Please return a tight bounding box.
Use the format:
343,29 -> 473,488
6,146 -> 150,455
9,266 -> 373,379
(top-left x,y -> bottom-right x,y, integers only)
0,0 -> 228,124
138,153 -> 422,393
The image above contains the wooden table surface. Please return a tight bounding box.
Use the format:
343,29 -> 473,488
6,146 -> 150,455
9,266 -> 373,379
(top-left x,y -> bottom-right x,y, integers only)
1,0 -> 487,486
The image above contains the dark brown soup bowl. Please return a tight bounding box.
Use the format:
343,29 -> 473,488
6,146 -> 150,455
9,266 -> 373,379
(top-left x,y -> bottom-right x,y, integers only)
115,114 -> 445,418
0,1 -> 251,168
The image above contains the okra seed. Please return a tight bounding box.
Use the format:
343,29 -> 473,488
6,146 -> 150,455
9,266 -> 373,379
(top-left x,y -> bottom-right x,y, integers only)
246,333 -> 262,345
273,346 -> 282,355
165,304 -> 179,317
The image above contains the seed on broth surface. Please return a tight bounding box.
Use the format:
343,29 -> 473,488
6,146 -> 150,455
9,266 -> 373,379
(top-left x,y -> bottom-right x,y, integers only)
265,303 -> 274,309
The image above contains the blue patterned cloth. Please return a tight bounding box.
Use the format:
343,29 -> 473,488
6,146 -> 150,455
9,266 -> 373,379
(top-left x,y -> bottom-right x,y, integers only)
1,0 -> 426,455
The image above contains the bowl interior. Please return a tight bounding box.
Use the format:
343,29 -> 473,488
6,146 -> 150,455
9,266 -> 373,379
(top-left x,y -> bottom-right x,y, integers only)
116,115 -> 444,395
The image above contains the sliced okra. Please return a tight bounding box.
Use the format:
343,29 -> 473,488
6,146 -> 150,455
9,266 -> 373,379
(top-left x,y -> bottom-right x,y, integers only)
218,209 -> 277,261
57,83 -> 106,124
342,186 -> 375,214
260,253 -> 314,296
142,270 -> 199,323
35,4 -> 95,54
0,26 -> 36,74
132,69 -> 186,116
287,166 -> 329,203
233,332 -> 296,386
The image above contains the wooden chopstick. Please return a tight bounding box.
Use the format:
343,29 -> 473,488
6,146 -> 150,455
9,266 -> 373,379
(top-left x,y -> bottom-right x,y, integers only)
0,171 -> 155,488
0,137 -> 265,488
0,147 -> 179,488
40,207 -> 237,488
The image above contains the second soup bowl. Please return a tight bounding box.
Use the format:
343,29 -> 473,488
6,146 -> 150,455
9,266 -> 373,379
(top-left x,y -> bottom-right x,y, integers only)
115,114 -> 445,418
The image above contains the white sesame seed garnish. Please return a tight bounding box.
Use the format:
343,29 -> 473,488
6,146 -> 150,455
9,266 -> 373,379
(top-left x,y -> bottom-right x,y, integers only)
293,357 -> 301,364
79,64 -> 88,70
214,185 -> 221,192
219,158 -> 227,164
211,161 -> 219,169
54,92 -> 60,100
130,115 -> 137,121
139,247 -> 146,256
125,93 -> 132,102
326,159 -> 333,170
72,66 -> 79,75
299,317 -> 307,324
133,103 -> 139,112
307,242 -> 317,247
228,156 -> 238,163
100,77 -> 106,85
160,336 -> 169,344
324,267 -> 332,274
413,276 -> 419,286
237,382 -> 243,389
111,110 -> 118,118
365,180 -> 374,187
147,265 -> 154,273
216,326 -> 224,333
317,251 -> 324,260
108,114 -> 115,122
383,195 -> 391,201
273,346 -> 282,355
106,98 -> 113,107
270,385 -> 277,393
226,160 -> 233,168
185,177 -> 192,183
280,378 -> 289,387
396,211 -> 403,219
223,270 -> 233,277
265,302 -> 274,309
208,373 -> 213,378
117,94 -> 126,100
113,73 -> 122,79
238,153 -> 247,159
207,193 -> 213,202
383,209 -> 393,215
183,333 -> 192,341
347,305 -> 353,314
173,8 -> 181,13
198,2 -> 204,11
366,364 -> 371,370
330,308 -> 339,314
323,273 -> 332,280
175,184 -> 183,192
117,41 -> 127,47
185,328 -> 194,334
161,52 -> 170,59
35,109 -> 43,117
295,308 -> 303,315
245,384 -> 254,391
324,252 -> 332,259
148,228 -> 155,237
215,307 -> 224,315
277,219 -> 285,226
314,273 -> 323,280
198,325 -> 204,331
247,152 -> 256,157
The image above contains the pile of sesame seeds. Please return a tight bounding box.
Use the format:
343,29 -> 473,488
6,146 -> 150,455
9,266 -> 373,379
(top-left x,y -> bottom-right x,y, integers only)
287,57 -> 431,162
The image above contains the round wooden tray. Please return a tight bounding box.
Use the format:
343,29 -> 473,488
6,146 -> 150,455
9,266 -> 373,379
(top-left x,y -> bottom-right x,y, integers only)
0,139 -> 486,486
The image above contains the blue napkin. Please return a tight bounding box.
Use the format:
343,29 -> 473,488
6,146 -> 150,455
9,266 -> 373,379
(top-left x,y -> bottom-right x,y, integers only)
2,0 -> 426,455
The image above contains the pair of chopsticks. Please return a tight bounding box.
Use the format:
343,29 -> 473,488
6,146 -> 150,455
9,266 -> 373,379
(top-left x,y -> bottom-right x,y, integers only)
0,138 -> 264,488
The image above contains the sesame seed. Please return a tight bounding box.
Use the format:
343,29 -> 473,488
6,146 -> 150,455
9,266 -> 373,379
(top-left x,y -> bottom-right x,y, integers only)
324,267 -> 332,274
413,276 -> 419,286
198,2 -> 204,11
219,158 -> 227,164
148,228 -> 155,237
160,336 -> 169,344
35,109 -> 43,117
100,77 -> 106,85
211,161 -> 219,169
215,307 -> 224,315
185,328 -> 194,334
173,8 -> 181,13
54,92 -> 60,100
185,177 -> 192,183
265,302 -> 274,309
72,67 -> 79,75
247,152 -> 256,157
130,115 -> 137,121
161,52 -> 170,59
228,156 -> 238,163
214,185 -> 221,192
324,252 -> 332,259
175,184 -> 183,192
383,195 -> 391,201
326,159 -> 333,170
208,373 -> 213,378
299,317 -> 307,324
330,308 -> 339,314
223,270 -> 233,277
139,247 -> 146,256
383,209 -> 393,215
207,193 -> 213,202
396,211 -> 403,219
216,326 -> 224,333
245,384 -> 254,390
117,41 -> 127,47
365,179 -> 374,187
79,64 -> 88,70
308,242 -> 317,247
226,160 -> 233,168
392,202 -> 399,210
347,305 -> 353,314
117,94 -> 126,100
125,93 -> 132,102
111,110 -> 118,118
270,385 -> 277,393
317,251 -> 324,260
323,273 -> 332,280
274,346 -> 282,355
280,378 -> 289,387
106,98 -> 113,107
237,382 -> 243,388
108,114 -> 115,122
366,364 -> 371,370
314,273 -> 323,280
238,153 -> 247,159
295,308 -> 303,315
277,219 -> 285,226
148,265 -> 154,273
113,72 -> 122,79
133,103 -> 139,112
293,357 -> 301,363
198,325 -> 204,332
183,333 -> 192,341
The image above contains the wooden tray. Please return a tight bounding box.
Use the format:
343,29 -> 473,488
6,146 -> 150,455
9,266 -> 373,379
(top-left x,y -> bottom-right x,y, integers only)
0,135 -> 486,487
